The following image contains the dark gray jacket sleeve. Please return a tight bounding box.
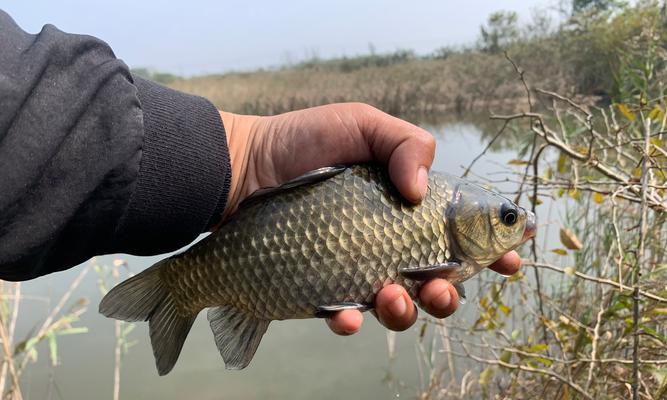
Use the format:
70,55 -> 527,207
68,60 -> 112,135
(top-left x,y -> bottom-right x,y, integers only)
0,10 -> 231,281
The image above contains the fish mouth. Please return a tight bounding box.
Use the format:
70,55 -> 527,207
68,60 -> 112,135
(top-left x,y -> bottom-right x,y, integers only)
522,210 -> 537,242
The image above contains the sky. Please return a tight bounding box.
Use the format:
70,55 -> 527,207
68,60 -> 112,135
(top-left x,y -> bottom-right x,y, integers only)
3,0 -> 555,76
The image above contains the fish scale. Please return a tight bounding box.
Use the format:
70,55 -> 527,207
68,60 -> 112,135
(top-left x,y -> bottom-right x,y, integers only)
161,165 -> 451,320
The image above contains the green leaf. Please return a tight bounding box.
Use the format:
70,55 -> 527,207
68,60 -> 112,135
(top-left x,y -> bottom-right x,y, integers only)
123,340 -> 138,354
650,265 -> 667,277
57,327 -> 88,336
479,367 -> 494,386
22,337 -> 40,353
551,248 -> 568,256
642,325 -> 667,343
617,103 -> 636,121
557,153 -> 568,174
508,271 -> 524,282
499,304 -> 512,315
500,350 -> 512,363
527,344 -> 548,353
653,368 -> 667,398
650,137 -> 664,148
651,367 -> 667,384
648,106 -> 663,121
27,347 -> 38,362
47,332 -> 58,367
535,356 -> 553,367
418,322 -> 427,342
121,324 -> 135,337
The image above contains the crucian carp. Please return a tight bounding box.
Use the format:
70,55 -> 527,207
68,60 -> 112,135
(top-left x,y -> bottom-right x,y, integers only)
100,163 -> 536,375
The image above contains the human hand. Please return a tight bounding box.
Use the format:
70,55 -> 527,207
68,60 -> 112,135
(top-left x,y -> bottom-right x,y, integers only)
218,103 -> 522,335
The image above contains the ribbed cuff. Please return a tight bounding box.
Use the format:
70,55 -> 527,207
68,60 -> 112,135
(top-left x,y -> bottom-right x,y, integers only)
115,76 -> 231,255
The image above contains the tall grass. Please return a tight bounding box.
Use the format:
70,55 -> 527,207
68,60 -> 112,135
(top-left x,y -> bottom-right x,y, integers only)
0,268 -> 89,400
0,259 -> 135,400
169,53 -> 527,117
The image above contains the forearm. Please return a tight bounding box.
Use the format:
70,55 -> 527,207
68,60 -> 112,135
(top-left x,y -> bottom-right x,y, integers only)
0,10 -> 230,280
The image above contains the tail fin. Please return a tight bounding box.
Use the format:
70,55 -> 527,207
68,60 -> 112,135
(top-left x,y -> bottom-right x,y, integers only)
99,259 -> 196,375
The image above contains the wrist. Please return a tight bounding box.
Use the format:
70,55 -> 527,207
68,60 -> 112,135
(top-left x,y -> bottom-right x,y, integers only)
218,111 -> 264,220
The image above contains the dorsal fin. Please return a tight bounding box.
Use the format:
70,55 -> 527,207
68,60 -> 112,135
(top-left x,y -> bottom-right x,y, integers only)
239,165 -> 347,208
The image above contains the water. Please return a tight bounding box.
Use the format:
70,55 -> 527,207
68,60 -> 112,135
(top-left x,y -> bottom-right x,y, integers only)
14,118 -> 535,400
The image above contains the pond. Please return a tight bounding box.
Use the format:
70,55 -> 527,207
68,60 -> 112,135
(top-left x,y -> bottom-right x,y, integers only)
16,117 -> 550,400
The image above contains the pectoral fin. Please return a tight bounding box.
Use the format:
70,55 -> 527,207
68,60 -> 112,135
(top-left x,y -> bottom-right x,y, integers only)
398,262 -> 462,281
454,283 -> 467,304
314,302 -> 370,318
207,306 -> 271,370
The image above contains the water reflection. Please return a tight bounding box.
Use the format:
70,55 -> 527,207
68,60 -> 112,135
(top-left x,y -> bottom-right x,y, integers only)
17,117 -> 531,400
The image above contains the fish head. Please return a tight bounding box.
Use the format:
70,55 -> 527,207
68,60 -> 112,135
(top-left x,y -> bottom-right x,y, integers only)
445,178 -> 536,268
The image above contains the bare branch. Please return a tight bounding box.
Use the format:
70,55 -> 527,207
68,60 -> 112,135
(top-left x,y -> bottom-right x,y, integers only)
524,261 -> 667,303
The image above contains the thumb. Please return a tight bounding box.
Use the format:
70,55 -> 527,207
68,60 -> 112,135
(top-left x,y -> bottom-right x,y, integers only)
361,107 -> 436,203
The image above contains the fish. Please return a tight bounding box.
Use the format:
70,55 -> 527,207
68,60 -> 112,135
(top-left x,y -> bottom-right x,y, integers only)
99,163 -> 536,375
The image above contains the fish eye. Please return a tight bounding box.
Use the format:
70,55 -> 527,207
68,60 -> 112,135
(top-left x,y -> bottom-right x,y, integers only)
500,203 -> 518,226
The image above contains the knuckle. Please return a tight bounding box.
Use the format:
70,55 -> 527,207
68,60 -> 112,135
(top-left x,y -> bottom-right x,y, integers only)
351,102 -> 381,121
414,132 -> 436,151
350,102 -> 378,113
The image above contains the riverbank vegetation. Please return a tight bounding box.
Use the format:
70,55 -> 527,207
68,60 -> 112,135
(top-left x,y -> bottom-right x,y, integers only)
411,2 -> 667,399
163,1 -> 667,118
418,73 -> 667,400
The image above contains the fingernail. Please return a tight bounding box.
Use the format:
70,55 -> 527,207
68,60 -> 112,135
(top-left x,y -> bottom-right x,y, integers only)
431,289 -> 451,311
388,295 -> 407,317
417,166 -> 429,200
